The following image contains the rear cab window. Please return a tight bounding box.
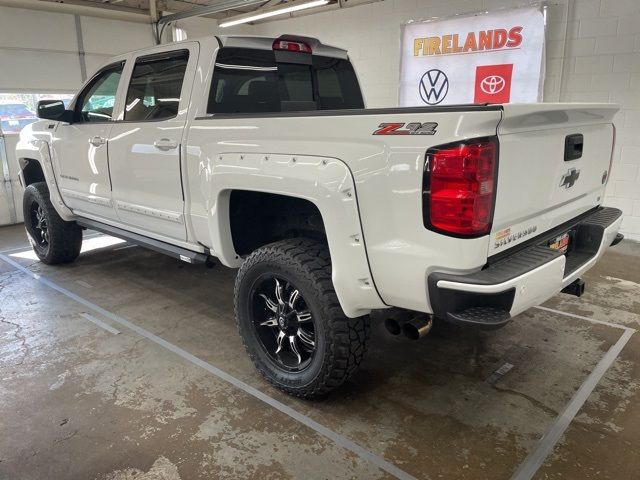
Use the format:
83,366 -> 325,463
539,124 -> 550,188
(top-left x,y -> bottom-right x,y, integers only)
208,47 -> 364,114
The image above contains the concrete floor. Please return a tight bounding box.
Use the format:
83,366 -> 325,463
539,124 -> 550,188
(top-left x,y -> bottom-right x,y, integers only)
0,224 -> 639,480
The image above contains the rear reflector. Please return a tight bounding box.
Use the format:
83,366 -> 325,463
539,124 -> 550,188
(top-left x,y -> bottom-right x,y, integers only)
272,39 -> 312,53
423,137 -> 498,237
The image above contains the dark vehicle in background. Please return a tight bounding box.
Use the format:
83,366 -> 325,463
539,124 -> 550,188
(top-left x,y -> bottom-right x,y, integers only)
0,103 -> 38,134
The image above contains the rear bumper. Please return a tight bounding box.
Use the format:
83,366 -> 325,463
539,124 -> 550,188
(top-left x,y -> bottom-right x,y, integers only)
427,207 -> 623,328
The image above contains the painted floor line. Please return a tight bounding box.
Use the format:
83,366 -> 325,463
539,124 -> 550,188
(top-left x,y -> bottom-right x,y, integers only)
79,312 -> 121,335
534,305 -> 636,332
510,327 -> 634,480
0,232 -> 103,255
0,252 -> 420,480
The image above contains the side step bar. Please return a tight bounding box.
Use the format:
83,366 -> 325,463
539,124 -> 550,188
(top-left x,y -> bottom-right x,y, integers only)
76,218 -> 209,264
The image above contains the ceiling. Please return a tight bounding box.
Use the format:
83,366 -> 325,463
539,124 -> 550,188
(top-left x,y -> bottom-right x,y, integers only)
36,0 -> 289,18
13,0 -> 378,24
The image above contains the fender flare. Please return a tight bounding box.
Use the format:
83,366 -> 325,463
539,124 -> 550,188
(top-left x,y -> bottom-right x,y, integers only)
15,138 -> 75,222
202,152 -> 387,318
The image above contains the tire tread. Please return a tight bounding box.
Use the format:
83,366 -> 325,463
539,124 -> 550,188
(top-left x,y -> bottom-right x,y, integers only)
23,182 -> 82,265
234,238 -> 370,398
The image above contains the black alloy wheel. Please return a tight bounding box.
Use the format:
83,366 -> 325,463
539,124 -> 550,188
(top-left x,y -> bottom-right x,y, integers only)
252,275 -> 317,371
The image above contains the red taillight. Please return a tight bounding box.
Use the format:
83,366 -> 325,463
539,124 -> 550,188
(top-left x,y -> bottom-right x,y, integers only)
272,39 -> 312,53
423,138 -> 498,236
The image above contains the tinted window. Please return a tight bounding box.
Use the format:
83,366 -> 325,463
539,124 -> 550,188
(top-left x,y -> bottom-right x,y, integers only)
209,49 -> 279,114
208,47 -> 364,114
124,51 -> 189,122
314,56 -> 364,110
77,64 -> 123,122
278,63 -> 314,102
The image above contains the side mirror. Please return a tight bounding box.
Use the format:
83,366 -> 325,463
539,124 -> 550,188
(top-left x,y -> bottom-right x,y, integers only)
37,100 -> 73,123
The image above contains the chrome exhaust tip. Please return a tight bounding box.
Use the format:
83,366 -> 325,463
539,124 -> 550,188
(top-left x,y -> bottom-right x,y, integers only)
402,315 -> 433,340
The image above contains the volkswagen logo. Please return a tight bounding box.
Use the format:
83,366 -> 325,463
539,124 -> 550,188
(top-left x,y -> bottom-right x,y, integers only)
480,75 -> 506,95
419,69 -> 449,105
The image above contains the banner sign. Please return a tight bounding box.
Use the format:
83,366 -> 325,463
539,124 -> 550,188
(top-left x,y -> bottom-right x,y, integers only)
399,6 -> 545,106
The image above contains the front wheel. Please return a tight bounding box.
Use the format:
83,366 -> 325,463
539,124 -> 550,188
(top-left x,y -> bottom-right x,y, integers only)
23,182 -> 82,265
235,238 -> 370,398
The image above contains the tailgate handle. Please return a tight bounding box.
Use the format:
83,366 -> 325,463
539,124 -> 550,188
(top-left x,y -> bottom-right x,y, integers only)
565,134 -> 583,161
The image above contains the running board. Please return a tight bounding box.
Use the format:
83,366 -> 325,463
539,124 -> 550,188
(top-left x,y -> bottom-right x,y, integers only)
76,219 -> 208,264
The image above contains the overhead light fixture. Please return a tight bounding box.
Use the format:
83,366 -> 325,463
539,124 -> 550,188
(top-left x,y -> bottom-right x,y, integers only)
219,0 -> 330,28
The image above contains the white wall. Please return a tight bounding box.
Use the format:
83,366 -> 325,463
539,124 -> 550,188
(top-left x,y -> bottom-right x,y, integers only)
0,5 -> 155,92
0,5 -> 156,226
208,0 -> 640,241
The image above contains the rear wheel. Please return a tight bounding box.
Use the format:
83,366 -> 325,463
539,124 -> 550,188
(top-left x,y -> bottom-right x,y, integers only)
235,238 -> 370,398
23,182 -> 82,265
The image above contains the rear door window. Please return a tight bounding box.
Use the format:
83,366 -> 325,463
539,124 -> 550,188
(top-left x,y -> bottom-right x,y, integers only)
208,47 -> 364,114
124,50 -> 189,122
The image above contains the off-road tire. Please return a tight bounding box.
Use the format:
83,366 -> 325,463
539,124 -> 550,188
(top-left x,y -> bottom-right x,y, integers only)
235,238 -> 370,398
23,182 -> 82,265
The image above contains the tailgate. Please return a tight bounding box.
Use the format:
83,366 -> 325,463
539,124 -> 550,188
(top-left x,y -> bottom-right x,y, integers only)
490,103 -> 619,256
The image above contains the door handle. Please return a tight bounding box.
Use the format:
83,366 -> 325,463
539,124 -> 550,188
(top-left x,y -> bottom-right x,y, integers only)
154,138 -> 178,151
89,136 -> 106,147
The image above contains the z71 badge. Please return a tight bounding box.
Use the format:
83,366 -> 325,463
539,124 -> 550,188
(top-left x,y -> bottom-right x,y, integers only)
373,122 -> 437,135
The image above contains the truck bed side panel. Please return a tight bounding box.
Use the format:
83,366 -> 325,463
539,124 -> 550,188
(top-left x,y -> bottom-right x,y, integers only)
185,108 -> 502,314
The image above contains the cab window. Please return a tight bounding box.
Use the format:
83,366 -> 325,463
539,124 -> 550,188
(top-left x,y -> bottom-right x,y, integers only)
124,50 -> 189,122
76,64 -> 123,122
208,47 -> 364,114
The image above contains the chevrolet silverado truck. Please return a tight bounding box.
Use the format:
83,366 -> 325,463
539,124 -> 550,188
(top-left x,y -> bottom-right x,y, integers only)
16,35 -> 624,398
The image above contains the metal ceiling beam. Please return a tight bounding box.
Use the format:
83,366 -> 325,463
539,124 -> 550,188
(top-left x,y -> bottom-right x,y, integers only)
157,0 -> 268,25
38,0 -> 146,16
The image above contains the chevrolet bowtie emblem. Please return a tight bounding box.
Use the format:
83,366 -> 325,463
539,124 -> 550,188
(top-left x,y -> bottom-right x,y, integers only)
560,168 -> 580,189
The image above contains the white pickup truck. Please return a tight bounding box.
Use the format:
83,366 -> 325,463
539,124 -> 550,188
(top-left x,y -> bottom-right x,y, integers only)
16,34 -> 623,398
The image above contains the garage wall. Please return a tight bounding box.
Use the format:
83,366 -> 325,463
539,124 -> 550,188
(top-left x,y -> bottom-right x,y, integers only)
0,5 -> 155,226
211,0 -> 640,241
0,6 -> 155,92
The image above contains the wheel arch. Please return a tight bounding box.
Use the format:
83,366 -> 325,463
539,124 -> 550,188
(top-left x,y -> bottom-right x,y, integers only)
15,139 -> 75,222
18,157 -> 46,187
203,153 -> 386,317
228,190 -> 327,256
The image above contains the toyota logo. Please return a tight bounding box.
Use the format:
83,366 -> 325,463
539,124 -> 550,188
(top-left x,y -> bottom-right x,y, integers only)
480,75 -> 506,95
419,69 -> 449,105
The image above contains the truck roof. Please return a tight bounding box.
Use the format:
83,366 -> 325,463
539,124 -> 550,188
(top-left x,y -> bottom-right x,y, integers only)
215,34 -> 349,59
116,34 -> 349,60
